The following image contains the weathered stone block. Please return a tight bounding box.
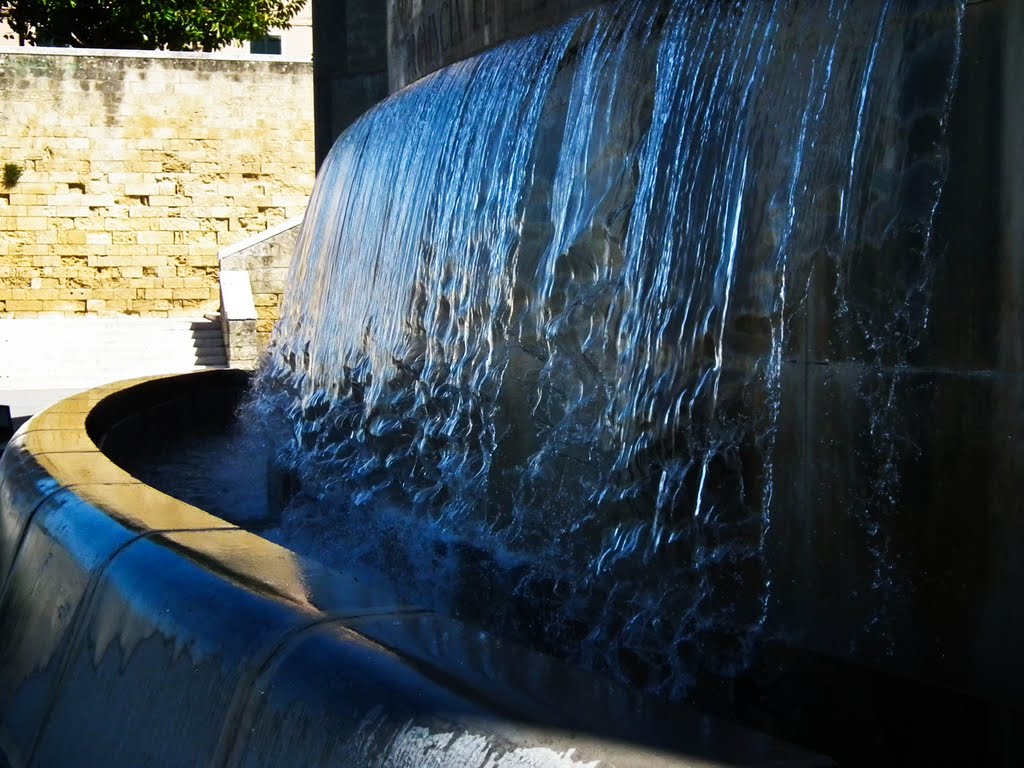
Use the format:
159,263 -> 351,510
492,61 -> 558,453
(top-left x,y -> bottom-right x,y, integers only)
137,231 -> 173,245
4,300 -> 43,312
8,194 -> 47,206
123,182 -> 161,197
15,217 -> 47,231
172,288 -> 213,301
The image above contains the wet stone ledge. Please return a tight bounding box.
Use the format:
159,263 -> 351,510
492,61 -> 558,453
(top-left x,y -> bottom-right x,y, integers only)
0,370 -> 831,767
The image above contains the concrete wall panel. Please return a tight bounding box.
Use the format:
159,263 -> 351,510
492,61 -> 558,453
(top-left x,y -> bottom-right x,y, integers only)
387,0 -> 604,90
0,491 -> 136,766
31,534 -> 314,768
0,441 -> 60,594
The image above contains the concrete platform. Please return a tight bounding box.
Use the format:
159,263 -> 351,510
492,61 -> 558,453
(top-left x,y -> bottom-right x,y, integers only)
0,390 -> 87,455
0,317 -> 226,393
0,389 -> 87,421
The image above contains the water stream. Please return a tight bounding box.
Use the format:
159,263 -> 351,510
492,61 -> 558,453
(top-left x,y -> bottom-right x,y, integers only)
248,0 -> 963,697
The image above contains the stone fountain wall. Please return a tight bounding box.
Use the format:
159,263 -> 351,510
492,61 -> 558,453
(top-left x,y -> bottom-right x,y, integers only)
0,371 -> 829,768
327,0 -> 1023,712
303,0 -> 1023,761
765,0 -> 1023,705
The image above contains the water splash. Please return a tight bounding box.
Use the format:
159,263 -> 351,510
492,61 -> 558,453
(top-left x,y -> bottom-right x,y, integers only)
250,0 -> 963,696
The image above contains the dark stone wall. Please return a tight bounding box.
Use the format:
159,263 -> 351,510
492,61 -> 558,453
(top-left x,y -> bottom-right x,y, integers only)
387,0 -> 603,90
755,5 -> 1024,761
313,0 -> 604,165
312,0 -> 389,168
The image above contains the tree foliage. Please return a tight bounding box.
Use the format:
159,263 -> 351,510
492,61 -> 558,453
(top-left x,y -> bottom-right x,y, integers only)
0,0 -> 307,51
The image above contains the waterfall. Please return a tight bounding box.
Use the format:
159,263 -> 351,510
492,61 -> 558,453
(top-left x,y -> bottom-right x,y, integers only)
251,0 -> 963,697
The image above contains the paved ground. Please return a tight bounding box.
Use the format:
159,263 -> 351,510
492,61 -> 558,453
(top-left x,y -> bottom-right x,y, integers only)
1,388 -> 88,421
0,317 -> 228,451
0,318 -> 226,390
1,387 -> 88,451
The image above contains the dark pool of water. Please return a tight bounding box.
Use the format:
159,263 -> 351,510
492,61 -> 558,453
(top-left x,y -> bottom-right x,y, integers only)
129,423 -> 274,528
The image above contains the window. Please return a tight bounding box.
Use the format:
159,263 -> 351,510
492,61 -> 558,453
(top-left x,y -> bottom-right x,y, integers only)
250,36 -> 282,55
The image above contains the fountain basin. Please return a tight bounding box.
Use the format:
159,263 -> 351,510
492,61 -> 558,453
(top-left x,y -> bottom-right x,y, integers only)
0,370 -> 829,767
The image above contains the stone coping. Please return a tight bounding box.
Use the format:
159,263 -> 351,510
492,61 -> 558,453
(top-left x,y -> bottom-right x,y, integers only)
0,370 -> 831,767
218,216 -> 304,260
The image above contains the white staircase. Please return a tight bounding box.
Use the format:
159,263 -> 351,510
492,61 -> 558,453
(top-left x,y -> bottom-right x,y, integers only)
0,317 -> 227,391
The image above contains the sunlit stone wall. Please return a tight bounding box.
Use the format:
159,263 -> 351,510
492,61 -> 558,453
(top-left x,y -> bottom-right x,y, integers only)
0,48 -> 314,318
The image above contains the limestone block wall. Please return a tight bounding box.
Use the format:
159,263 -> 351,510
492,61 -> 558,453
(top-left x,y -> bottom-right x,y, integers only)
0,48 -> 314,318
313,0 -> 388,167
